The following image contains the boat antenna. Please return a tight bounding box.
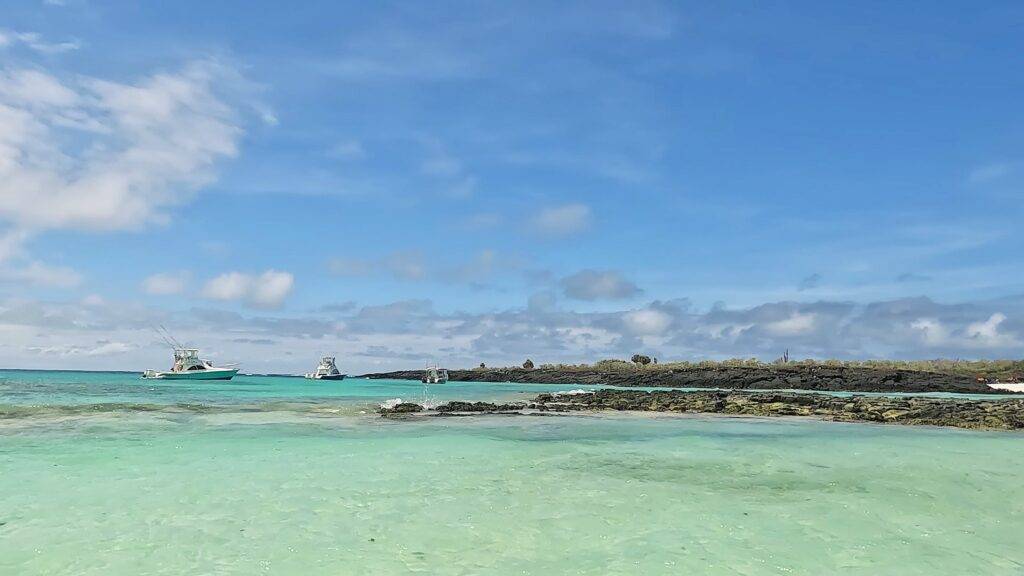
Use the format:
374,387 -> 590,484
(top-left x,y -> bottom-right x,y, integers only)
151,325 -> 173,349
153,325 -> 184,350
166,327 -> 185,349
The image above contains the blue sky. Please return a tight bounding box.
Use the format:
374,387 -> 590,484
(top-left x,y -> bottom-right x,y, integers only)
1,1 -> 1023,373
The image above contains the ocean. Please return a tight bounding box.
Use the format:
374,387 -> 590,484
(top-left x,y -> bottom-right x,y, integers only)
1,370 -> 1022,575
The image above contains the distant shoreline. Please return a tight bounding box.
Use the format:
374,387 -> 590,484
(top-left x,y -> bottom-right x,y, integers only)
0,368 -> 141,375
363,364 -> 1021,395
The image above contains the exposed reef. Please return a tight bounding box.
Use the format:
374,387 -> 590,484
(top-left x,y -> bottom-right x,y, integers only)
380,389 -> 1024,431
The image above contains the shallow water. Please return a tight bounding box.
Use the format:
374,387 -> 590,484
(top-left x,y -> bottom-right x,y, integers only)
1,371 -> 1022,575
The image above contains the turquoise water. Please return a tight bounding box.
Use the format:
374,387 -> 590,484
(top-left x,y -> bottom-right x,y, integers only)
0,370 -> 602,407
2,371 -> 1023,575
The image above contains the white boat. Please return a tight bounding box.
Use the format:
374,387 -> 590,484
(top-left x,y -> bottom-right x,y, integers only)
304,356 -> 347,380
422,364 -> 449,384
142,348 -> 239,380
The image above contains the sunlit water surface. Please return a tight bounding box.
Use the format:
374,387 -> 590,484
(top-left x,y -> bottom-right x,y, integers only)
1,371 -> 1022,575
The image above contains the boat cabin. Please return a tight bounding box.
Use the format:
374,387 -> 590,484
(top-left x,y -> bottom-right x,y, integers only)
172,348 -> 215,371
314,356 -> 342,377
422,365 -> 449,384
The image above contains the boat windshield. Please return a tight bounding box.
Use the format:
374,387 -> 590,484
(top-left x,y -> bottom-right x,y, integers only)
171,349 -> 208,371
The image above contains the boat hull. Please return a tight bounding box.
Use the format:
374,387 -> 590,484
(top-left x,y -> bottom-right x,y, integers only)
143,368 -> 239,380
306,374 -> 347,380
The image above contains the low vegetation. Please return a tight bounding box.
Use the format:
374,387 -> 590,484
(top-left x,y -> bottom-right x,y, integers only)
528,358 -> 1024,382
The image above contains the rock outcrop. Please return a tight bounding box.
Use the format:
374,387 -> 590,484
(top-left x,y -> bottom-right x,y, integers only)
379,402 -> 424,415
382,390 -> 1024,431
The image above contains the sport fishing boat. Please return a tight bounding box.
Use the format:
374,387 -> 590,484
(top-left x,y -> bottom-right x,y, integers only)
304,356 -> 347,380
422,364 -> 449,384
142,348 -> 239,380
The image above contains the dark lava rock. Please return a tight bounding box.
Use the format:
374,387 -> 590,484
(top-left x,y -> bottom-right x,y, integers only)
363,365 -> 1009,395
427,389 -> 1024,431
436,401 -> 498,413
435,401 -> 527,413
379,402 -> 424,416
527,389 -> 1024,431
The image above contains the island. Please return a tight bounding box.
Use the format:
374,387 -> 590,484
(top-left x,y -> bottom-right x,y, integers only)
364,359 -> 1024,394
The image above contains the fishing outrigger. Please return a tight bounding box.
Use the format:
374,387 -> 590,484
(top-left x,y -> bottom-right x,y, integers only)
142,327 -> 239,380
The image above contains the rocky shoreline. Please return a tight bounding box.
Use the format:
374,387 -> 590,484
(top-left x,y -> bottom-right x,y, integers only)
379,389 -> 1024,431
363,365 -> 1010,394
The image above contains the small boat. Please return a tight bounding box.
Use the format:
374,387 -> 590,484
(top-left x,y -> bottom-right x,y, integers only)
422,364 -> 449,384
142,348 -> 239,380
305,356 -> 347,380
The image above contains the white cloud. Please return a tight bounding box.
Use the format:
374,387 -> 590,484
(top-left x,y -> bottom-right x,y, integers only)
0,69 -> 79,107
27,340 -> 134,357
0,60 -> 257,259
912,318 -> 944,345
908,314 -> 1021,350
81,294 -> 105,306
966,313 -> 1019,347
561,269 -> 641,300
623,308 -> 672,335
967,313 -> 1004,341
86,341 -> 134,355
142,271 -> 190,295
0,229 -> 30,262
967,162 -> 1016,186
763,312 -> 817,336
248,270 -> 296,308
0,294 -> 1021,373
202,272 -> 255,301
0,261 -> 81,288
257,107 -> 278,126
0,30 -> 80,54
531,203 -> 592,237
201,270 -> 295,309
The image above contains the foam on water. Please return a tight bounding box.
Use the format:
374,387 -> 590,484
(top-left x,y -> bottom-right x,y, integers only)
379,398 -> 404,410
